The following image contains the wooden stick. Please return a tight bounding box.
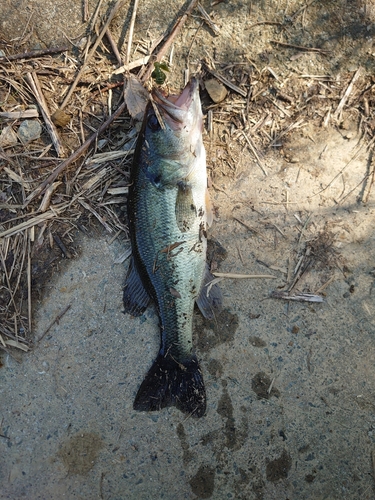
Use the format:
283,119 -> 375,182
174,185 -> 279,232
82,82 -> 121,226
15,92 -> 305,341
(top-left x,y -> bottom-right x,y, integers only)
106,28 -> 123,65
112,56 -> 150,75
25,72 -> 65,157
27,235 -> 31,334
335,68 -> 361,119
0,204 -> 69,238
81,0 -> 105,57
246,21 -> 283,30
141,0 -> 199,83
60,0 -> 124,110
0,110 -> 39,119
23,100 -> 127,205
204,65 -> 248,97
213,272 -> 276,279
270,40 -> 329,54
233,216 -> 260,235
83,0 -> 89,22
271,291 -> 323,302
240,130 -> 267,176
125,0 -> 140,67
197,3 -> 220,35
36,304 -> 71,343
0,46 -> 68,62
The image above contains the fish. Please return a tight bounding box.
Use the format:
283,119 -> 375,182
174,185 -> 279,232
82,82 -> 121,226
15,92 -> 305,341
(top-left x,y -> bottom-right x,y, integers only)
124,78 -> 222,418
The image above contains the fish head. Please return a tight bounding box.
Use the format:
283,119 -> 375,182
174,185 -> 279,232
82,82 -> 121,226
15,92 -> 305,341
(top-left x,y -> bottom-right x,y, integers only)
140,78 -> 205,186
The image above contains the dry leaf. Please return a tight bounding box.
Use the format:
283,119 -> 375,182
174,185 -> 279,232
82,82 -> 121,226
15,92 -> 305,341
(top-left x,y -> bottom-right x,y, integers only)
124,75 -> 149,121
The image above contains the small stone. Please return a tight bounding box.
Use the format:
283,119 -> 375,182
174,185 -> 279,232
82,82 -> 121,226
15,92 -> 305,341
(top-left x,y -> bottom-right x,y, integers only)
51,109 -> 70,127
0,125 -> 18,147
42,361 -> 50,371
205,79 -> 227,103
76,37 -> 87,49
18,120 -> 42,143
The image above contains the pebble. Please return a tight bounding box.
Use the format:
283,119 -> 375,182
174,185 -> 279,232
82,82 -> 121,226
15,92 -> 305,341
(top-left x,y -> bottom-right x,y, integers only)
18,120 -> 42,143
205,79 -> 227,103
51,109 -> 70,127
0,125 -> 18,147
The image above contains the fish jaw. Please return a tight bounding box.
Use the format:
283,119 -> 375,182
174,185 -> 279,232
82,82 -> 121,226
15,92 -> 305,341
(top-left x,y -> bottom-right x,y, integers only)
152,78 -> 201,130
139,78 -> 205,187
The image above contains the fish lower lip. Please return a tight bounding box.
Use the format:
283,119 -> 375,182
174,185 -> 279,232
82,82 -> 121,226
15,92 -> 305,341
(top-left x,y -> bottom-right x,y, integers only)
152,78 -> 198,120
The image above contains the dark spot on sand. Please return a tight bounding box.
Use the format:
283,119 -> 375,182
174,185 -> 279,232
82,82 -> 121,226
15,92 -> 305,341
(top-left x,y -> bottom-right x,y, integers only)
251,372 -> 280,399
207,359 -> 223,378
266,450 -> 292,482
57,431 -> 104,475
249,336 -> 266,347
176,423 -> 194,465
190,465 -> 215,498
195,309 -> 238,353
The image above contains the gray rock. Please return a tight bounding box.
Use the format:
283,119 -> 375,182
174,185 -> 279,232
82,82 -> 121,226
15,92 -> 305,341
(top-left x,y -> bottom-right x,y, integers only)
18,119 -> 42,143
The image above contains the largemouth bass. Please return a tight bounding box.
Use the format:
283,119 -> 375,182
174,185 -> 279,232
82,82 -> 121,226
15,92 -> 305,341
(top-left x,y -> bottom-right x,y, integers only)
124,78 -> 221,418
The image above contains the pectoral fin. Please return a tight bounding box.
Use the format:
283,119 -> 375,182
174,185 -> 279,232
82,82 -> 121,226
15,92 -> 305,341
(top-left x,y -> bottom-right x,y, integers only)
175,181 -> 197,233
205,188 -> 214,227
123,257 -> 151,316
196,265 -> 222,319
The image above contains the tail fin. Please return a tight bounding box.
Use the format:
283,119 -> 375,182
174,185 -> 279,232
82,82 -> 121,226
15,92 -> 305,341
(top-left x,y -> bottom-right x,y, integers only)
133,353 -> 206,418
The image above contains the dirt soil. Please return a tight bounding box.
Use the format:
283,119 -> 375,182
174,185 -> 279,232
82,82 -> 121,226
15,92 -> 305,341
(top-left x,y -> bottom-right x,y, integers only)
2,1 -> 375,499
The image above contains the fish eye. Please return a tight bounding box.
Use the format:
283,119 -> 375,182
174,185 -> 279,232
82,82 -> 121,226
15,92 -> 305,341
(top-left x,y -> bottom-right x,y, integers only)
147,114 -> 161,132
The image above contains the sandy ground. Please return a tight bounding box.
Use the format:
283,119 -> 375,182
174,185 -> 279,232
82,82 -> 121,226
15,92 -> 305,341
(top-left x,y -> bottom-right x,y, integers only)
2,1 -> 375,499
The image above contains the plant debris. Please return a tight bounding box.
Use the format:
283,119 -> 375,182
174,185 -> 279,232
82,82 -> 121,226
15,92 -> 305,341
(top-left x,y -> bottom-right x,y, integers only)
1,0 -> 374,353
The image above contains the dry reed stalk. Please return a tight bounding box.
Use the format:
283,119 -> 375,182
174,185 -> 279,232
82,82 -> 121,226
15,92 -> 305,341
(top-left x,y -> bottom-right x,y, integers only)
0,46 -> 68,62
25,72 -> 65,157
125,0 -> 140,67
106,28 -> 123,65
60,0 -> 124,110
24,100 -> 127,204
0,110 -> 39,119
141,0 -> 199,83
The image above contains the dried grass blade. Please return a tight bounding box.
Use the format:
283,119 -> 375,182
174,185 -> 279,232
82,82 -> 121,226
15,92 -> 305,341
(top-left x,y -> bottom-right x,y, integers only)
271,291 -> 324,302
141,0 -> 199,83
27,234 -> 32,333
335,68 -> 361,119
125,0 -> 140,66
0,110 -> 39,119
204,66 -> 247,97
3,339 -> 29,351
60,0 -> 124,109
0,205 -> 68,238
213,272 -> 276,279
24,100 -> 127,205
78,198 -> 113,233
112,56 -> 150,75
25,72 -> 65,157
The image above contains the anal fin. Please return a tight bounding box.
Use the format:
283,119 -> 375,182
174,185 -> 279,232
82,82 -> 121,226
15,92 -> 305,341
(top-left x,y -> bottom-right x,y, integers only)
123,257 -> 151,316
196,264 -> 222,320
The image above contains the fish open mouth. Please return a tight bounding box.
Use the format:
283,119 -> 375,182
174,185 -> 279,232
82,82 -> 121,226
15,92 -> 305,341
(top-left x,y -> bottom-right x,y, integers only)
152,78 -> 199,126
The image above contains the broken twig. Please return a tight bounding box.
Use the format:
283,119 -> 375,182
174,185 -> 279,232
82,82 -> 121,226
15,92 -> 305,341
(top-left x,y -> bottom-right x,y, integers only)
25,72 -> 65,157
